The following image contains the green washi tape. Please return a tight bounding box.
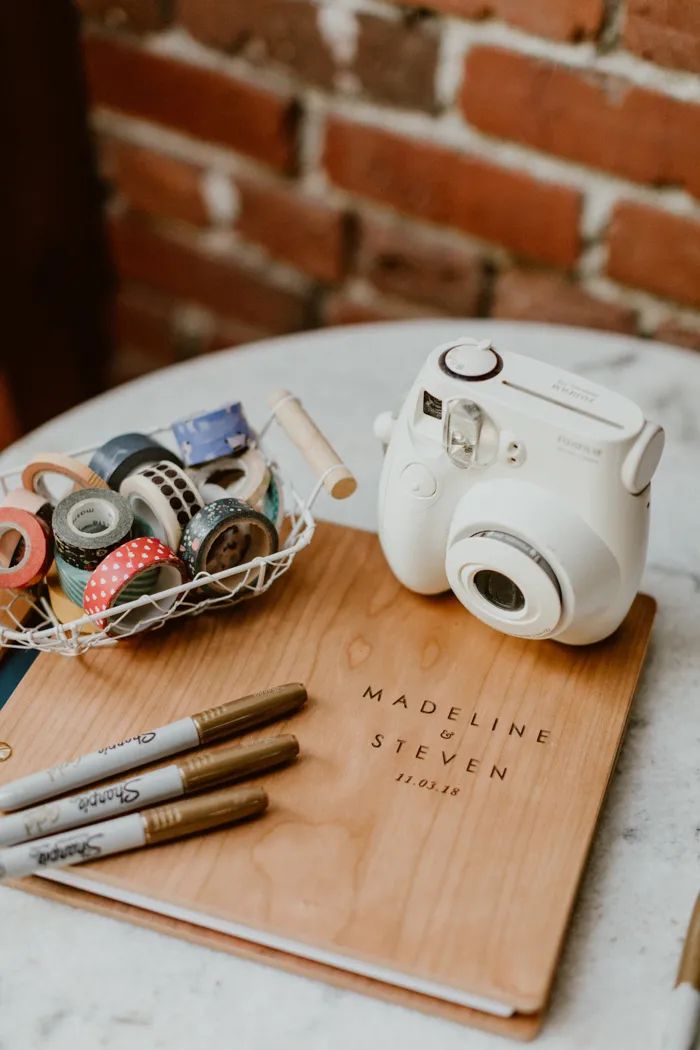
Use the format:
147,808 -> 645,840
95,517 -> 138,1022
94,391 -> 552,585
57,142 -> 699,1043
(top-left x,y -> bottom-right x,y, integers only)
259,473 -> 283,528
55,553 -> 158,610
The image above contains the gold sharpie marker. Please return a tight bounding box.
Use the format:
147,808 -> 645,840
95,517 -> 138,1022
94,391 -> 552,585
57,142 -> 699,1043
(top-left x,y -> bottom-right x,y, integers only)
0,735 -> 299,847
0,683 -> 306,812
0,785 -> 268,883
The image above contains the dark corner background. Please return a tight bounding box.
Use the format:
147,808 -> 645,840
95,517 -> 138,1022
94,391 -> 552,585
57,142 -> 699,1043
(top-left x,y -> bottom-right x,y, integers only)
1,2 -> 113,444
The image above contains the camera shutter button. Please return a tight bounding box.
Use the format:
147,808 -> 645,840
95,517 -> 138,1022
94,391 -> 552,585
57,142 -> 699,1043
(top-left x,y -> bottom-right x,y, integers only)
443,340 -> 501,380
400,463 -> 437,498
622,422 -> 665,494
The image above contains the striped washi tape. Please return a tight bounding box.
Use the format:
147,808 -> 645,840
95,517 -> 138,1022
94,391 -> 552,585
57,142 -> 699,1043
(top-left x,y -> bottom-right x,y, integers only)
55,553 -> 158,610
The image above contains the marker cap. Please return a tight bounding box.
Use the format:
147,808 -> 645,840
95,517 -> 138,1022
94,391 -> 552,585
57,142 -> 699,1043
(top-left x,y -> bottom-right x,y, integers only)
192,683 -> 307,744
179,734 -> 299,793
142,785 -> 268,845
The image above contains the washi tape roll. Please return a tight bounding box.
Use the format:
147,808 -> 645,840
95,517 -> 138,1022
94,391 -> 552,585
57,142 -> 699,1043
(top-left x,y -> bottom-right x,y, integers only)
189,448 -> 270,509
120,461 -> 204,550
256,473 -> 284,529
1,488 -> 53,528
178,498 -> 278,594
56,553 -> 158,609
83,537 -> 188,633
22,453 -> 109,503
173,402 -> 253,467
55,554 -> 95,609
47,561 -> 98,633
89,433 -> 183,490
53,489 -> 134,571
0,508 -> 52,588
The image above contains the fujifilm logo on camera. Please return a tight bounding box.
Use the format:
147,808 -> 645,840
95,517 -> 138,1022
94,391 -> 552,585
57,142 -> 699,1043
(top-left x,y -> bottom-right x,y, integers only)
556,434 -> 602,460
551,379 -> 597,404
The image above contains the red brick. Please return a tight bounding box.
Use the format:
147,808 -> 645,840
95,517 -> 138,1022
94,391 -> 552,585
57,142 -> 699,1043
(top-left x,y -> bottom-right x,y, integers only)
77,0 -> 173,32
352,16 -> 439,112
112,143 -> 209,226
323,117 -> 581,267
179,0 -> 335,87
109,213 -> 313,331
607,202 -> 700,308
654,319 -> 700,352
234,181 -> 349,283
462,47 -> 700,200
83,35 -> 298,172
179,0 -> 439,112
357,217 -> 484,313
492,269 -> 637,333
391,0 -> 604,42
625,1 -> 700,74
109,142 -> 348,282
324,290 -> 432,326
118,283 -> 267,354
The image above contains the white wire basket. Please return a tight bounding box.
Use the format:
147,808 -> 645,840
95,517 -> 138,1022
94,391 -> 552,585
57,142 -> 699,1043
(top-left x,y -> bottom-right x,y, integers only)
0,391 -> 355,657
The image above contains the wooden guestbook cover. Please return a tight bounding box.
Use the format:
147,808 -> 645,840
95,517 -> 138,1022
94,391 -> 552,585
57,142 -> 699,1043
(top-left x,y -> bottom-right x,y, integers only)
0,523 -> 656,1040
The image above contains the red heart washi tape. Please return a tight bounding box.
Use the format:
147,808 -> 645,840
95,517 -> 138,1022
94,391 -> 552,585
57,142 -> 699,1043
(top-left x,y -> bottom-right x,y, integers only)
83,536 -> 187,629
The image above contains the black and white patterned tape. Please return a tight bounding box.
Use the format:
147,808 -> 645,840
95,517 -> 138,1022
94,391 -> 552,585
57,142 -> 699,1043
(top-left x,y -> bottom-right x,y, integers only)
178,497 -> 278,593
52,489 -> 134,571
120,460 -> 204,550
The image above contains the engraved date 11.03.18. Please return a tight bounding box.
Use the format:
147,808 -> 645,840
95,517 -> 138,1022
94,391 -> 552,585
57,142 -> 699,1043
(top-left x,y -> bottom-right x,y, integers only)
395,772 -> 460,796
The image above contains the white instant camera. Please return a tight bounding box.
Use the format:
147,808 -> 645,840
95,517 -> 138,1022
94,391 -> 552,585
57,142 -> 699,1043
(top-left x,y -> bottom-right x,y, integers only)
375,337 -> 664,645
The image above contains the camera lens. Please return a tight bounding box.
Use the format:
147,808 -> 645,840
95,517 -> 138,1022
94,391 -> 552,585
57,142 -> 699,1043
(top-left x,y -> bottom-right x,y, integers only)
473,569 -> 525,612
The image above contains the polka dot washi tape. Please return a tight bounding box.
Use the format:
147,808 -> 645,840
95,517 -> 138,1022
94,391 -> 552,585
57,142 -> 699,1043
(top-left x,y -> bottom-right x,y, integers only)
83,537 -> 188,633
120,461 -> 203,551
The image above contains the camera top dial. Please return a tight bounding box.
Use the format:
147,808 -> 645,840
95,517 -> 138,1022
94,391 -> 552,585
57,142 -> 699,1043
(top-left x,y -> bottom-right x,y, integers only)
439,339 -> 503,382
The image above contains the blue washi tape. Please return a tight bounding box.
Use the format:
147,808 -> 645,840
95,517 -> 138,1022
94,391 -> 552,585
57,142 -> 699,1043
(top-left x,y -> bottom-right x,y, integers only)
172,403 -> 253,468
89,433 -> 182,491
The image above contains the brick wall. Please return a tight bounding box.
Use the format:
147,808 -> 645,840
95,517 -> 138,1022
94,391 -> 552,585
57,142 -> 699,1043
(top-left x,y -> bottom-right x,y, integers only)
78,0 -> 700,384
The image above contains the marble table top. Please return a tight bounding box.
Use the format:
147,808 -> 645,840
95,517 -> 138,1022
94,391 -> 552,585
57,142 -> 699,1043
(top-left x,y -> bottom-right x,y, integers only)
1,320 -> 697,1049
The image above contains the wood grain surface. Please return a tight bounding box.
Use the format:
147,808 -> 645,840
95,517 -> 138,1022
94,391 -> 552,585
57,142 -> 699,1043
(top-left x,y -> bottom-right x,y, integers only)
0,522 -> 656,1038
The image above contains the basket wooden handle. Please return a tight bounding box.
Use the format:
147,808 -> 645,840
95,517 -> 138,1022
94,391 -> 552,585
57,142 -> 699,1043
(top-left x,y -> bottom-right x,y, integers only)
268,390 -> 357,500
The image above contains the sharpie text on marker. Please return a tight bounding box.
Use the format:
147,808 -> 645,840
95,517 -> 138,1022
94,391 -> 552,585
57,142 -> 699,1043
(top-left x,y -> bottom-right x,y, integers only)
0,683 -> 306,812
0,735 -> 298,847
0,785 -> 268,882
